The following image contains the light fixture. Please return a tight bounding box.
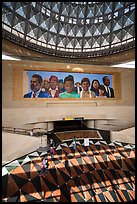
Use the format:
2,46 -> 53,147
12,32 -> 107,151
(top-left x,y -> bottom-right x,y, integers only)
72,67 -> 84,72
2,54 -> 21,61
111,61 -> 135,68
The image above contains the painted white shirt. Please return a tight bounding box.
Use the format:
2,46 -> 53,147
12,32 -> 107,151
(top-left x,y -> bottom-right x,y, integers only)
49,87 -> 58,98
31,89 -> 41,98
104,85 -> 111,97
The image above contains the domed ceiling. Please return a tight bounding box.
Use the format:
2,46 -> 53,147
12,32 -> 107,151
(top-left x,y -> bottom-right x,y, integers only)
2,2 -> 135,59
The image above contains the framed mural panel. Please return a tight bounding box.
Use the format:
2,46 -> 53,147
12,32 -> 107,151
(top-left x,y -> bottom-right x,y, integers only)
23,70 -> 114,99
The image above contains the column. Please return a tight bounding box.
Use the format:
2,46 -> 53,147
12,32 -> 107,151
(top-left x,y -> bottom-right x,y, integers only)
86,120 -> 95,129
41,134 -> 48,147
34,122 -> 48,133
47,122 -> 54,132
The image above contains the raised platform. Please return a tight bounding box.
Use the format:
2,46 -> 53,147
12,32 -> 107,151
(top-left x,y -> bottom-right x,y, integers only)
54,130 -> 103,142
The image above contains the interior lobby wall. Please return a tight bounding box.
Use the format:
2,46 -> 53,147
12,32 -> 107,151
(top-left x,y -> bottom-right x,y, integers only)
2,60 -> 135,130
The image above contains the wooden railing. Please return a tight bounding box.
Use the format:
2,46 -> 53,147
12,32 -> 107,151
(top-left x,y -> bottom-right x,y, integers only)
2,126 -> 47,136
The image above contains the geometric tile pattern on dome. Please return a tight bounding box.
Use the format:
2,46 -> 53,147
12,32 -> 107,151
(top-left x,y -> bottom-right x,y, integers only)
2,140 -> 135,202
2,2 -> 135,58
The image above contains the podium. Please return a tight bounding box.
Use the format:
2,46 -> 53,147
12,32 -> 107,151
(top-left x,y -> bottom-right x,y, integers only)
37,134 -> 50,152
84,138 -> 89,146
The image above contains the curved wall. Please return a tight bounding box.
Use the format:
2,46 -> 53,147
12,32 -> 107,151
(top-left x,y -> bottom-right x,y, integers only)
2,59 -> 135,131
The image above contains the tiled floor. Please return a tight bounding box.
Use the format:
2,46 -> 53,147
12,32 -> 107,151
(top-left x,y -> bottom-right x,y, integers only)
2,140 -> 135,202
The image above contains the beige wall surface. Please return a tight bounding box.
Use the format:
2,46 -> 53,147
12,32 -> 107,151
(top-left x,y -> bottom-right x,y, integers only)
2,60 -> 135,130
2,132 -> 41,165
2,106 -> 135,130
110,127 -> 135,144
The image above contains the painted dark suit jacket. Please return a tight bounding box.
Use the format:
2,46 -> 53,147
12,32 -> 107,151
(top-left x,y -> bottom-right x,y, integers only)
23,91 -> 51,98
105,87 -> 115,98
73,86 -> 82,93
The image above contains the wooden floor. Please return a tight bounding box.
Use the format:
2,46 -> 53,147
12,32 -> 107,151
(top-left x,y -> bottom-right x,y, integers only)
2,138 -> 135,202
55,130 -> 101,142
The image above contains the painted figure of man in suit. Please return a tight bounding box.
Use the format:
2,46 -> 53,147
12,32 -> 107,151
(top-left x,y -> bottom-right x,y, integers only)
102,76 -> 115,98
41,77 -> 50,92
24,74 -> 51,98
74,82 -> 82,94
